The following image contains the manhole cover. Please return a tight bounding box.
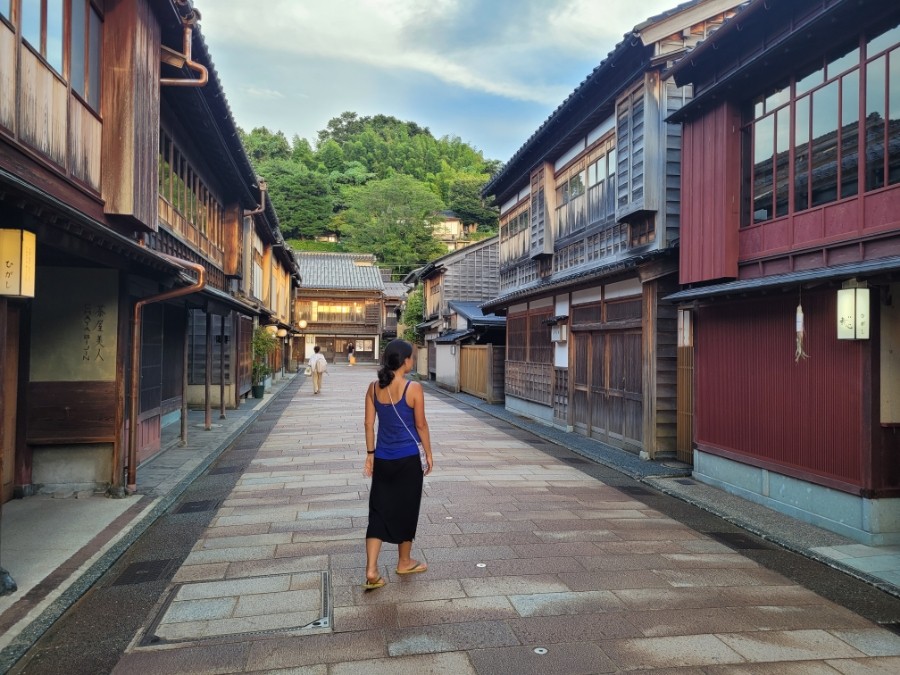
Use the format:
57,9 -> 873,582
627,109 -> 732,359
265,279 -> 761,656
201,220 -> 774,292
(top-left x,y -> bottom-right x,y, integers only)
113,559 -> 175,586
618,486 -> 652,496
174,500 -> 219,514
674,478 -> 696,485
141,571 -> 331,645
707,531 -> 774,550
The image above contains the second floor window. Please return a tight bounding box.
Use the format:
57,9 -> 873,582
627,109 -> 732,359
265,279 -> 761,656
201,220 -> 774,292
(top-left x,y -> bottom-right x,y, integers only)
70,0 -> 102,110
744,21 -> 900,226
21,0 -> 64,74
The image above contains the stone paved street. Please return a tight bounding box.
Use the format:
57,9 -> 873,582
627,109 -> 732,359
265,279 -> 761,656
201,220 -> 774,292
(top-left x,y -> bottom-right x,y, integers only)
111,365 -> 900,674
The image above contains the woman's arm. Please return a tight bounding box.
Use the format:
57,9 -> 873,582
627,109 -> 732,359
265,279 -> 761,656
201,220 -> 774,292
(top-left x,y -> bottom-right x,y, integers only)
363,382 -> 376,477
409,382 -> 433,475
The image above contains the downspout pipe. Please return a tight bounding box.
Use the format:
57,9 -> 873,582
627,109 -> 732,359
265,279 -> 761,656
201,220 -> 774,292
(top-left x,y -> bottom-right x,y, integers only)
244,179 -> 267,217
125,253 -> 205,493
160,10 -> 208,88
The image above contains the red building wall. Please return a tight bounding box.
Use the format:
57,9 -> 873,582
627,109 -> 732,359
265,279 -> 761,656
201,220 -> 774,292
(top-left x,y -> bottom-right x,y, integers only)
680,102 -> 742,284
695,290 -> 870,493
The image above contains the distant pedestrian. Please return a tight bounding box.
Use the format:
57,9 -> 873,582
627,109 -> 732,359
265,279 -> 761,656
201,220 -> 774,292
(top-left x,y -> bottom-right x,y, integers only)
362,339 -> 433,590
347,342 -> 356,366
308,346 -> 327,394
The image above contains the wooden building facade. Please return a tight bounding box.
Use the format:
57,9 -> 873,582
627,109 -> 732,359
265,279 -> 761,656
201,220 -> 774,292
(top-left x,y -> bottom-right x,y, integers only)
294,253 -> 385,364
0,0 -> 299,508
668,0 -> 900,543
483,1 -> 743,458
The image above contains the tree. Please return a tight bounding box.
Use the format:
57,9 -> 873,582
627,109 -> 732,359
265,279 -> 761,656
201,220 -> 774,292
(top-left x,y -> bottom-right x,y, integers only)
401,285 -> 425,344
257,159 -> 333,239
316,139 -> 345,174
447,174 -> 499,232
341,174 -> 446,274
240,127 -> 291,165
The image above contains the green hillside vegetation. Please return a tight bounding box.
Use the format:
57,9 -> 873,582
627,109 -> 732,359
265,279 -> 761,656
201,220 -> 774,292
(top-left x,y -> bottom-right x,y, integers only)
239,112 -> 500,279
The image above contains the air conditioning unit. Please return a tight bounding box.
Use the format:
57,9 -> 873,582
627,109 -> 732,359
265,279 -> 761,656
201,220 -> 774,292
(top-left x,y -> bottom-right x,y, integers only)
550,324 -> 568,343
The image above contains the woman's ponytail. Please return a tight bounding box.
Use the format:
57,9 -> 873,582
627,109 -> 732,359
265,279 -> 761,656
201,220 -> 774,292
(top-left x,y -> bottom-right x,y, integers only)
377,339 -> 413,388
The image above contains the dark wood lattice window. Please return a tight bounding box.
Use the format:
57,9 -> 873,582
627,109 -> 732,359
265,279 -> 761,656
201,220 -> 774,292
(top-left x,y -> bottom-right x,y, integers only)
507,314 -> 527,361
528,310 -> 553,363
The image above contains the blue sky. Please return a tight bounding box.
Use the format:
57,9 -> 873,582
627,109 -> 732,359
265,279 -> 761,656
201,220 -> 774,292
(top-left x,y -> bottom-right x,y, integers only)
199,0 -> 676,163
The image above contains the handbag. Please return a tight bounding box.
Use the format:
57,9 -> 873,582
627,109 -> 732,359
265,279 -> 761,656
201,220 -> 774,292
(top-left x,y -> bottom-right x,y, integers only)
304,365 -> 312,376
386,383 -> 428,473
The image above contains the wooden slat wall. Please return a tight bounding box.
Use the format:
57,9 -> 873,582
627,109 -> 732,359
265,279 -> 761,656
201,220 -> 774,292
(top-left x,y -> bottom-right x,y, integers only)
460,346 -> 487,399
506,361 -> 552,406
101,0 -> 160,228
19,47 -> 67,166
69,98 -> 101,190
26,381 -> 117,443
188,310 -> 233,385
0,22 -> 14,131
680,101 -> 741,283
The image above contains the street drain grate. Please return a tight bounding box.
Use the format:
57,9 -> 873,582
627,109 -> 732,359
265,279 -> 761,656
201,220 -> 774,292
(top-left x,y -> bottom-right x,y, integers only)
560,457 -> 590,465
113,559 -> 175,586
140,570 -> 332,646
174,500 -> 219,514
618,486 -> 652,496
707,531 -> 774,550
879,622 -> 900,636
208,465 -> 244,475
674,478 -> 696,485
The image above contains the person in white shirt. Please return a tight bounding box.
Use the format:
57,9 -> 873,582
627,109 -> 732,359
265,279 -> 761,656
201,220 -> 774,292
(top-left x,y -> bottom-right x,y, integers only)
308,345 -> 328,394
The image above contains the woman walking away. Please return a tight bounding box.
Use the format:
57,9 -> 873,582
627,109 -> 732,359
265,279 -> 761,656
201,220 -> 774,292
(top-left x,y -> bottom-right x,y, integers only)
362,339 -> 433,589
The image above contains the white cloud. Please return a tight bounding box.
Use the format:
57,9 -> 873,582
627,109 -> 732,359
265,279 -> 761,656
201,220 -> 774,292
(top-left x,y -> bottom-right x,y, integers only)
244,86 -> 287,100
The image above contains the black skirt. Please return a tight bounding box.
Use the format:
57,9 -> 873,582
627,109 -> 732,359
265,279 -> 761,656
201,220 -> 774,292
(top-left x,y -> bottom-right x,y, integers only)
366,454 -> 424,544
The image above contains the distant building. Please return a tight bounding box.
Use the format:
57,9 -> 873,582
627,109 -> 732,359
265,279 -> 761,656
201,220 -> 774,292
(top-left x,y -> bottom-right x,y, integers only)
294,253 -> 385,363
433,210 -> 479,251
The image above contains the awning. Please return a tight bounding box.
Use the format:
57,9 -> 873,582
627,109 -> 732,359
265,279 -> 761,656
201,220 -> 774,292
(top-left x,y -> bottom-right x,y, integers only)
434,329 -> 475,344
665,255 -> 900,302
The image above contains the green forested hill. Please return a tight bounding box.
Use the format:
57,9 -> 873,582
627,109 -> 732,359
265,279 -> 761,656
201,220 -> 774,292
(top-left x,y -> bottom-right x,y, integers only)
240,112 -> 500,279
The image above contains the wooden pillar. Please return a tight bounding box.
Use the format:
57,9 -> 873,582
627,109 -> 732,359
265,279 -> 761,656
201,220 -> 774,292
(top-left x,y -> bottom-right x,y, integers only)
219,314 -> 226,419
181,306 -> 189,445
205,312 -> 212,430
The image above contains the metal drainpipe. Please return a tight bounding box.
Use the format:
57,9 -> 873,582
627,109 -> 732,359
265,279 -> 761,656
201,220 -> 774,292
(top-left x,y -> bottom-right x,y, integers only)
244,180 -> 267,217
160,9 -> 208,88
125,253 -> 205,493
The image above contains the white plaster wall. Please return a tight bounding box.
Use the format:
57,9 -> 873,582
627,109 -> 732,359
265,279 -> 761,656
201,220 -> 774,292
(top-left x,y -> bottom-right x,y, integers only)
506,395 -> 554,426
435,344 -> 459,391
32,444 -> 112,493
555,294 -> 570,368
187,384 -> 236,407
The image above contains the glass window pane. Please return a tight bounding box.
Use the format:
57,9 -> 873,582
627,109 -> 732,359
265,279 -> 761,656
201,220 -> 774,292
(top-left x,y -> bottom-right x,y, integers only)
88,7 -> 101,109
46,0 -> 63,73
765,88 -> 789,114
20,0 -> 40,50
753,114 -> 774,223
865,55 -> 886,191
811,80 -> 839,207
71,0 -> 86,97
794,96 -> 811,212
867,20 -> 900,59
775,108 -> 790,217
840,70 -> 860,198
796,61 -> 824,97
827,43 -> 860,78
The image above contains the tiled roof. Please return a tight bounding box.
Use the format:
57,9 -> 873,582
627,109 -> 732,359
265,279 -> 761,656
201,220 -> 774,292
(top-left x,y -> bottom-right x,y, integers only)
383,282 -> 410,299
295,253 -> 385,291
448,301 -> 506,326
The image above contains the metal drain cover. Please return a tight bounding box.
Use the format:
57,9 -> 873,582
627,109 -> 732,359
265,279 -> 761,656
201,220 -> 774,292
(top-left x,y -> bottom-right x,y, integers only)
618,486 -> 652,496
674,478 -> 696,485
141,571 -> 332,645
113,559 -> 175,586
208,465 -> 245,475
560,457 -> 590,465
175,500 -> 219,514
708,531 -> 774,550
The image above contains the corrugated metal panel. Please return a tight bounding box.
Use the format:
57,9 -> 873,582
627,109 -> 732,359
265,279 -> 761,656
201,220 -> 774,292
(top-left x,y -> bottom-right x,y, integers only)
680,102 -> 741,284
695,290 -> 864,488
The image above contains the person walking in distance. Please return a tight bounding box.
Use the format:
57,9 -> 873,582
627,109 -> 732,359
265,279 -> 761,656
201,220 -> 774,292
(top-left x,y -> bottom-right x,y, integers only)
308,345 -> 327,395
362,339 -> 433,589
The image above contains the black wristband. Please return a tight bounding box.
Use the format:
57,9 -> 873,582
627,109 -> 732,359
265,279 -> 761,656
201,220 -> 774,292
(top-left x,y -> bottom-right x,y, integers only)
366,450 -> 375,454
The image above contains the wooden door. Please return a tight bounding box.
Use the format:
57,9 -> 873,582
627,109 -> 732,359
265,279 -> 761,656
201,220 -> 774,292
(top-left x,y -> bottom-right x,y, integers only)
572,332 -> 590,434
2,306 -> 20,503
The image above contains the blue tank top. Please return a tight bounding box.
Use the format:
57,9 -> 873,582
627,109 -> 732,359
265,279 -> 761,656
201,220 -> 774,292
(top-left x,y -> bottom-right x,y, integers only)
373,380 -> 421,460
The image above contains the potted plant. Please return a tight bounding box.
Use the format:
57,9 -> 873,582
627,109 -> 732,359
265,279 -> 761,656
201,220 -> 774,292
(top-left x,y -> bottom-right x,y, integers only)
251,325 -> 278,398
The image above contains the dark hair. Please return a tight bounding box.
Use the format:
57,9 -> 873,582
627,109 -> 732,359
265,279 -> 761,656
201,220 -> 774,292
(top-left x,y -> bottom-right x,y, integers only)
314,345 -> 320,353
377,339 -> 413,388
